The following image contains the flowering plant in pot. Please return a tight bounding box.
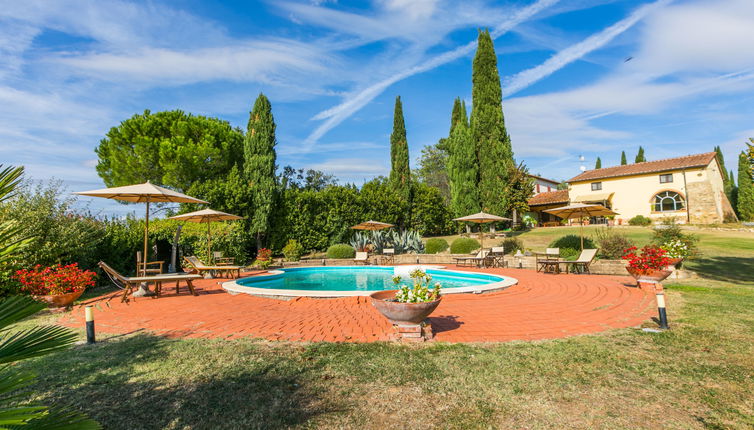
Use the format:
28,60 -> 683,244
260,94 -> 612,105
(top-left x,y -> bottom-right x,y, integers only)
370,269 -> 442,325
622,246 -> 672,283
660,239 -> 688,268
15,263 -> 96,307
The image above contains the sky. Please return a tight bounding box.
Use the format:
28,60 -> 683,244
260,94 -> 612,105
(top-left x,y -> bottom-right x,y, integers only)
2,0 -> 754,216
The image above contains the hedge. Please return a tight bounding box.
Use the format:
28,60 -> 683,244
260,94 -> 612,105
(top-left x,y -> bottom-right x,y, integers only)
425,238 -> 449,254
450,237 -> 480,254
326,244 -> 356,259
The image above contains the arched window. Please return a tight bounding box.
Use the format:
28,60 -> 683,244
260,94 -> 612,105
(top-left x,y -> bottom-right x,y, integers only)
654,191 -> 685,212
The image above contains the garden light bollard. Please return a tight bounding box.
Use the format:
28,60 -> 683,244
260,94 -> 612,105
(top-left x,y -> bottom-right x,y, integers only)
85,305 -> 95,344
655,283 -> 669,330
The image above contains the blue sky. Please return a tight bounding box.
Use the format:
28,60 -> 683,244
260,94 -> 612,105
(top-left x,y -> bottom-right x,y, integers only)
2,0 -> 754,216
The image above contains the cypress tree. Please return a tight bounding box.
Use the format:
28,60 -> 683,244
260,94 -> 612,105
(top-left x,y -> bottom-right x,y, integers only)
738,150 -> 754,221
621,151 -> 627,165
595,157 -> 602,169
447,101 -> 479,218
471,29 -> 513,215
635,146 -> 646,163
244,93 -> 277,249
715,146 -> 734,201
389,96 -> 411,205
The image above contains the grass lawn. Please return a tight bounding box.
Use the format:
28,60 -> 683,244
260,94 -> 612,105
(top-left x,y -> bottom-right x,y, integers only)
11,226 -> 754,429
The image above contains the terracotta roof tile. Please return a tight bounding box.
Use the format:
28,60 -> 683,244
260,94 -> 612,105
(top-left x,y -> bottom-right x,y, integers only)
528,189 -> 569,206
567,152 -> 717,183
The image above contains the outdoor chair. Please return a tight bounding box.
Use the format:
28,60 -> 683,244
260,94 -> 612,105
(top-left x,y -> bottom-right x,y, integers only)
453,249 -> 490,268
561,249 -> 598,274
136,251 -> 164,275
99,261 -> 201,302
354,252 -> 370,265
535,248 -> 561,273
381,248 -> 395,265
489,246 -> 507,268
183,256 -> 242,279
212,251 -> 236,266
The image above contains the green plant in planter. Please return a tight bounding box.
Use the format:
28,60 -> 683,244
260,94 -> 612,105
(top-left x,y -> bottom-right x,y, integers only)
392,269 -> 441,303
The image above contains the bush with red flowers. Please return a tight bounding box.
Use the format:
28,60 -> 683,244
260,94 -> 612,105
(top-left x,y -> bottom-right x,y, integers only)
621,246 -> 672,274
256,248 -> 272,261
14,263 -> 97,296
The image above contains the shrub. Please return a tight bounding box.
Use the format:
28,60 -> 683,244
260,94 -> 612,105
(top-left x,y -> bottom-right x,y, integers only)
594,227 -> 634,259
425,238 -> 449,254
256,248 -> 272,261
15,263 -> 96,296
282,239 -> 304,262
628,215 -> 652,226
450,237 -> 480,254
326,244 -> 356,259
549,235 -> 596,260
652,218 -> 699,258
499,237 -> 524,255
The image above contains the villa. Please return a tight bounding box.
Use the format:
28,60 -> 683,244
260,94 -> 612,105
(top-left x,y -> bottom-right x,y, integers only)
528,152 -> 737,225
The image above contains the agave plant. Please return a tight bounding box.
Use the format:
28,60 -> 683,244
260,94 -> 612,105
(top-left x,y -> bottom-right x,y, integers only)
370,230 -> 391,254
390,230 -> 425,254
349,231 -> 370,252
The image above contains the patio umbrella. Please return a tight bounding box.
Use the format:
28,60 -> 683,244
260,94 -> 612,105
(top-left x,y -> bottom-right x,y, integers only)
544,203 -> 618,249
74,181 -> 208,283
452,211 -> 511,249
350,220 -> 395,231
169,209 -> 243,263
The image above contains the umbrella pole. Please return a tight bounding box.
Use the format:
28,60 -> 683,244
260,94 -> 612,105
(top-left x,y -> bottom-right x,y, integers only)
207,222 -> 211,263
133,198 -> 155,297
580,210 -> 585,250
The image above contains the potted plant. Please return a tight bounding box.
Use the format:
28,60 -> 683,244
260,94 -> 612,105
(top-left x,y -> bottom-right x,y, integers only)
370,269 -> 442,325
15,263 -> 96,308
622,246 -> 673,283
661,239 -> 688,268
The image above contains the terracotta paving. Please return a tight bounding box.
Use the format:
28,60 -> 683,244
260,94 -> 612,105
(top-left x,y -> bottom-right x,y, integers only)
60,268 -> 656,343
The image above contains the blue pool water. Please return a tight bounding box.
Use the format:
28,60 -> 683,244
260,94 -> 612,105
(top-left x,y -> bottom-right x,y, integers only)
235,266 -> 504,292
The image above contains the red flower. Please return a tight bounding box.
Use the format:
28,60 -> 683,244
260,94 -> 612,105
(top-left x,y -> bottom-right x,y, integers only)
622,246 -> 671,275
14,263 -> 97,296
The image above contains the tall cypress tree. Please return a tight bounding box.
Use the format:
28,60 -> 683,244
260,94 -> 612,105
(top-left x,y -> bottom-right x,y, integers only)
244,93 -> 277,249
738,150 -> 754,221
621,151 -> 627,165
595,157 -> 602,169
715,145 -> 735,201
389,96 -> 411,205
447,101 -> 479,218
471,29 -> 513,215
635,146 -> 646,163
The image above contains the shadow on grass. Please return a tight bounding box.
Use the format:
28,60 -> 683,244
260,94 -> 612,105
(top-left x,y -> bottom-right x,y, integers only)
686,256 -> 754,284
21,334 -> 327,430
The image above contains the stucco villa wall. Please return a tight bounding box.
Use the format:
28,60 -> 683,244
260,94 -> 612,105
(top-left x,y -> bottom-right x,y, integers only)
569,159 -> 734,224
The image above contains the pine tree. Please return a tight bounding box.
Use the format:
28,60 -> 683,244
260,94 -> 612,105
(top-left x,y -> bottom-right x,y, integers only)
635,146 -> 646,163
389,96 -> 411,206
447,102 -> 479,218
244,93 -> 277,249
595,157 -> 602,169
737,150 -> 754,221
471,29 -> 513,215
621,151 -> 627,165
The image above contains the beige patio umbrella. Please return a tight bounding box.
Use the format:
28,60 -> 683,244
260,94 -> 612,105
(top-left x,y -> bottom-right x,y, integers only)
74,181 -> 208,280
169,209 -> 243,263
544,203 -> 618,249
453,211 -> 511,249
350,220 -> 395,231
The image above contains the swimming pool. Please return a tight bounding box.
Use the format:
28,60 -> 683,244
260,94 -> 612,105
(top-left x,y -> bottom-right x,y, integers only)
223,266 -> 517,298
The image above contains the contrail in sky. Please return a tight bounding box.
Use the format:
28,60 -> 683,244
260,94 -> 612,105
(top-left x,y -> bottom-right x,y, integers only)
302,0 -> 561,150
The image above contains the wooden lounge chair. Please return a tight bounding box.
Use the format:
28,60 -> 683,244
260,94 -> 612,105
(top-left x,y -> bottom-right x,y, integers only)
136,251 -> 164,275
212,251 -> 236,266
381,248 -> 395,265
454,249 -> 490,268
99,261 -> 201,302
183,256 -> 242,279
561,249 -> 598,274
354,252 -> 370,265
535,248 -> 561,273
489,246 -> 506,268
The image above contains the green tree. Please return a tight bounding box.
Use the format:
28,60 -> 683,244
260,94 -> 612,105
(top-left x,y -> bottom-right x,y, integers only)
504,162 -> 535,220
595,157 -> 602,169
409,181 -> 453,236
447,101 -> 479,218
635,146 -> 646,163
714,146 -> 735,201
621,151 -> 627,165
244,94 -> 278,249
415,144 -> 450,204
389,96 -> 411,206
471,29 -> 513,214
95,110 -> 244,191
738,149 -> 754,221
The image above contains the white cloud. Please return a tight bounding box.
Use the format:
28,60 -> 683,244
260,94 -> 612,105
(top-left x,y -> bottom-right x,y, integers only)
307,157 -> 390,182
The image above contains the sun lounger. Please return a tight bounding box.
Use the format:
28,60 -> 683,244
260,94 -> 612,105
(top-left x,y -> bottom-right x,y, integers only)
212,251 -> 236,266
354,251 -> 370,265
99,261 -> 201,302
535,248 -> 561,273
454,249 -> 490,267
183,256 -> 242,278
561,249 -> 598,274
381,248 -> 395,265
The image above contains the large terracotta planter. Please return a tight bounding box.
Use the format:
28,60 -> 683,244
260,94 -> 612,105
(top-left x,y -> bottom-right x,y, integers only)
33,289 -> 85,308
625,266 -> 672,283
370,290 -> 442,325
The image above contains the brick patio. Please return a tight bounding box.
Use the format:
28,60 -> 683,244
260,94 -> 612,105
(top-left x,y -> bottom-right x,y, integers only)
60,268 -> 656,343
